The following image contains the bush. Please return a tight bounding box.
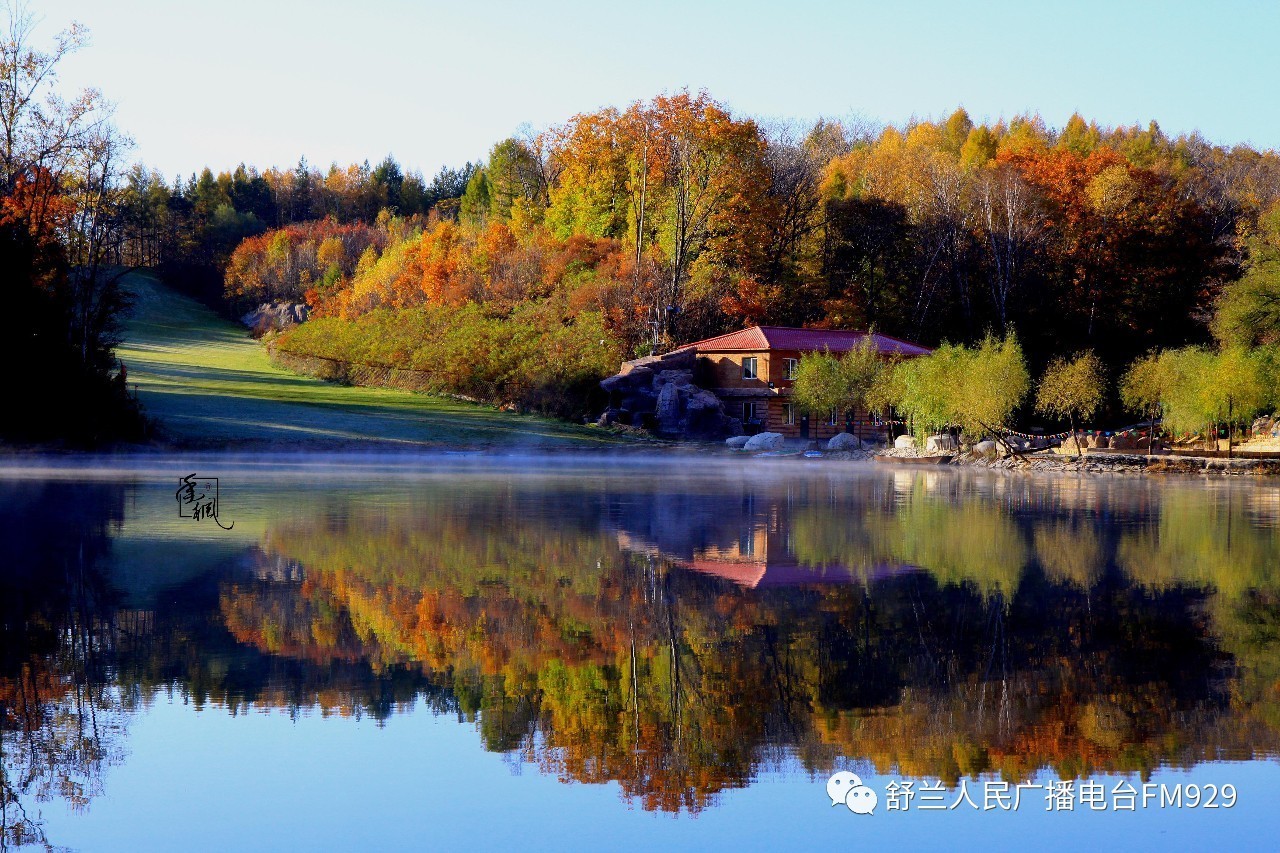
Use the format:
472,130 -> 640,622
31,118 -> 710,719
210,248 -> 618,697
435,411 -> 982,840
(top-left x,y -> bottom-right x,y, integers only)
276,301 -> 620,418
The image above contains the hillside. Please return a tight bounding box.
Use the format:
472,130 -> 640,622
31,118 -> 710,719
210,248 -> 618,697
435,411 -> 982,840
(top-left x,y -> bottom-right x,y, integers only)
117,273 -> 631,448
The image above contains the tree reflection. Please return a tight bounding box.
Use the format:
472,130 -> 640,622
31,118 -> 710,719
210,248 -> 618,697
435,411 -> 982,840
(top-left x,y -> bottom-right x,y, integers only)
0,481 -> 130,849
238,474 -> 1280,810
4,470 -> 1280,828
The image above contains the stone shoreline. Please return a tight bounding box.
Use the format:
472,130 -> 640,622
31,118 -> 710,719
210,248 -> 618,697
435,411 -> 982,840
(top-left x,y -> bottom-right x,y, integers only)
786,444 -> 1280,477
952,450 -> 1280,477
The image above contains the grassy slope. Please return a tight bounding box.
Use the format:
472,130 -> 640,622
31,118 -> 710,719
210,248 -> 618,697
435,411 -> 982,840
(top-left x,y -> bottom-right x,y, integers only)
117,273 -> 631,448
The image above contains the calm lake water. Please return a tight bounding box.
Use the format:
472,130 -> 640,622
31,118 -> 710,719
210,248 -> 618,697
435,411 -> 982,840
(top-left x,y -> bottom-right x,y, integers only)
3,456 -> 1280,851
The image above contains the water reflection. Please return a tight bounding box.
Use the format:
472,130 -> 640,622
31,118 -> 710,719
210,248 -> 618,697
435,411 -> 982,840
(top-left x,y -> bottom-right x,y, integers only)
4,465 -> 1280,841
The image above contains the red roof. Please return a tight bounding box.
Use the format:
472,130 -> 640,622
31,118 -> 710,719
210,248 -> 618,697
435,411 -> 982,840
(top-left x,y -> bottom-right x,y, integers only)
679,326 -> 930,357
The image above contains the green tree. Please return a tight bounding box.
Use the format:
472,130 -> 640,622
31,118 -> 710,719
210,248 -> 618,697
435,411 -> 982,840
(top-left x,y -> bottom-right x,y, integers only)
791,336 -> 889,439
1154,347 -> 1217,440
1120,351 -> 1169,458
883,334 -> 1028,448
1212,204 -> 1280,347
1036,351 -> 1106,454
1209,346 -> 1271,455
790,349 -> 844,422
953,333 -> 1031,442
459,167 -> 491,225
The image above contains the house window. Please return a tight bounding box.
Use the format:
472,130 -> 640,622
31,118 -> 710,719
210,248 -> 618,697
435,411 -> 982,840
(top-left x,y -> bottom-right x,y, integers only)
828,408 -> 838,426
742,401 -> 763,424
783,358 -> 798,380
782,403 -> 794,425
742,356 -> 758,380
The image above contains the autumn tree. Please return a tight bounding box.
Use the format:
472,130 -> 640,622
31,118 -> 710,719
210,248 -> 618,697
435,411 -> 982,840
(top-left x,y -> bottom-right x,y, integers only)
0,3 -> 142,441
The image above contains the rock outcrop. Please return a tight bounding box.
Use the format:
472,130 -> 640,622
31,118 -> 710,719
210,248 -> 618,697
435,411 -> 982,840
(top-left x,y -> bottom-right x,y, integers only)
242,302 -> 310,334
894,434 -> 917,450
598,348 -> 741,439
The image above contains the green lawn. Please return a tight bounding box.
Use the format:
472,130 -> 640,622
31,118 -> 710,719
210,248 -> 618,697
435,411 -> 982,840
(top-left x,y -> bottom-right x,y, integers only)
118,273 -> 634,448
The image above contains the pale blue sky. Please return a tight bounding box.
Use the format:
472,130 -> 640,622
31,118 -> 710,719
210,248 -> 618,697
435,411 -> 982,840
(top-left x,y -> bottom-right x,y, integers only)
38,0 -> 1280,179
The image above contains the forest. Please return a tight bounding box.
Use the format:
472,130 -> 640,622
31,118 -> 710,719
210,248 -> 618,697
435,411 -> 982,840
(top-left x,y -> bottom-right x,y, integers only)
140,93 -> 1280,428
7,6 -> 1280,438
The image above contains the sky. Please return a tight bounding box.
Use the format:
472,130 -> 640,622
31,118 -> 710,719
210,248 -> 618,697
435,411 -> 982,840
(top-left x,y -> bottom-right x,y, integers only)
35,0 -> 1280,180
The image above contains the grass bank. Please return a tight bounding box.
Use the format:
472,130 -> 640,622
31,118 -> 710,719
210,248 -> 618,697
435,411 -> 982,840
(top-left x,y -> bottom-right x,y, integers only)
117,273 -> 636,449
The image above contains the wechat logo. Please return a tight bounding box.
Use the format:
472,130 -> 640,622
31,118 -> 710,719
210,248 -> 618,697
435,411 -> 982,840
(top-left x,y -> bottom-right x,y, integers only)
827,771 -> 878,815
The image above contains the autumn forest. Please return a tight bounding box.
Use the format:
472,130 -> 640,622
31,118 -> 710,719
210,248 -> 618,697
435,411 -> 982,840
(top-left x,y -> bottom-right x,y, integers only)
108,94 -> 1280,422
6,4 -> 1280,439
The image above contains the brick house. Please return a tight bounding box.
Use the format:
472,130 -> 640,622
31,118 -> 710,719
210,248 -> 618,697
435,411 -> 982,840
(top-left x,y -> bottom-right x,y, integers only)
675,326 -> 931,440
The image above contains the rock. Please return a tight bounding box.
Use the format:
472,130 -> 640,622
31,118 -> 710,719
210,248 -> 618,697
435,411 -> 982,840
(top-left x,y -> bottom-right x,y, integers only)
596,408 -> 620,427
894,435 -> 917,450
1056,433 -> 1087,455
241,301 -> 310,333
598,374 -> 627,394
744,432 -> 785,452
598,347 -> 739,440
619,392 -> 656,414
618,348 -> 695,376
973,440 -> 998,459
725,435 -> 751,449
827,432 -> 862,451
654,369 -> 691,387
1108,433 -> 1133,450
685,388 -> 721,411
655,382 -> 682,434
685,389 -> 738,438
925,434 -> 958,453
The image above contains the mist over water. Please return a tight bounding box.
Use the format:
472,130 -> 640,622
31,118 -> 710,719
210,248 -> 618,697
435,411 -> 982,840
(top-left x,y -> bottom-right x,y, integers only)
3,456 -> 1279,849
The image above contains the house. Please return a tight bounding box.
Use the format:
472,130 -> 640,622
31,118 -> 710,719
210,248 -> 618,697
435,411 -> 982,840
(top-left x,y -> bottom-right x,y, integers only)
675,326 -> 931,440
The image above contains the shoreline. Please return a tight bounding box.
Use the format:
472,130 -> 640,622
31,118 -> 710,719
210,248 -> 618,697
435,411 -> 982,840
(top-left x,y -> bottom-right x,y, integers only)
4,441 -> 1280,480
919,449 -> 1280,477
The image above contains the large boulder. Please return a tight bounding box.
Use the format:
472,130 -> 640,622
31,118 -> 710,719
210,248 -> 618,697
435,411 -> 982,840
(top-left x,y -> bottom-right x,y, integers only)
1111,433 -> 1137,451
972,440 -> 999,459
925,434 -> 958,453
1055,434 -> 1087,455
894,434 -> 917,450
744,432 -> 786,452
827,432 -> 862,451
725,435 -> 751,449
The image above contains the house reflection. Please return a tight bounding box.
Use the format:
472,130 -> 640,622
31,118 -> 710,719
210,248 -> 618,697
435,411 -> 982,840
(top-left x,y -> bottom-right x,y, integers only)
616,516 -> 915,588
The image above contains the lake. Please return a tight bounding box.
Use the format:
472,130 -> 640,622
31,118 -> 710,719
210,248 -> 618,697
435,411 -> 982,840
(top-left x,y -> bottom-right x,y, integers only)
3,456 -> 1279,851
